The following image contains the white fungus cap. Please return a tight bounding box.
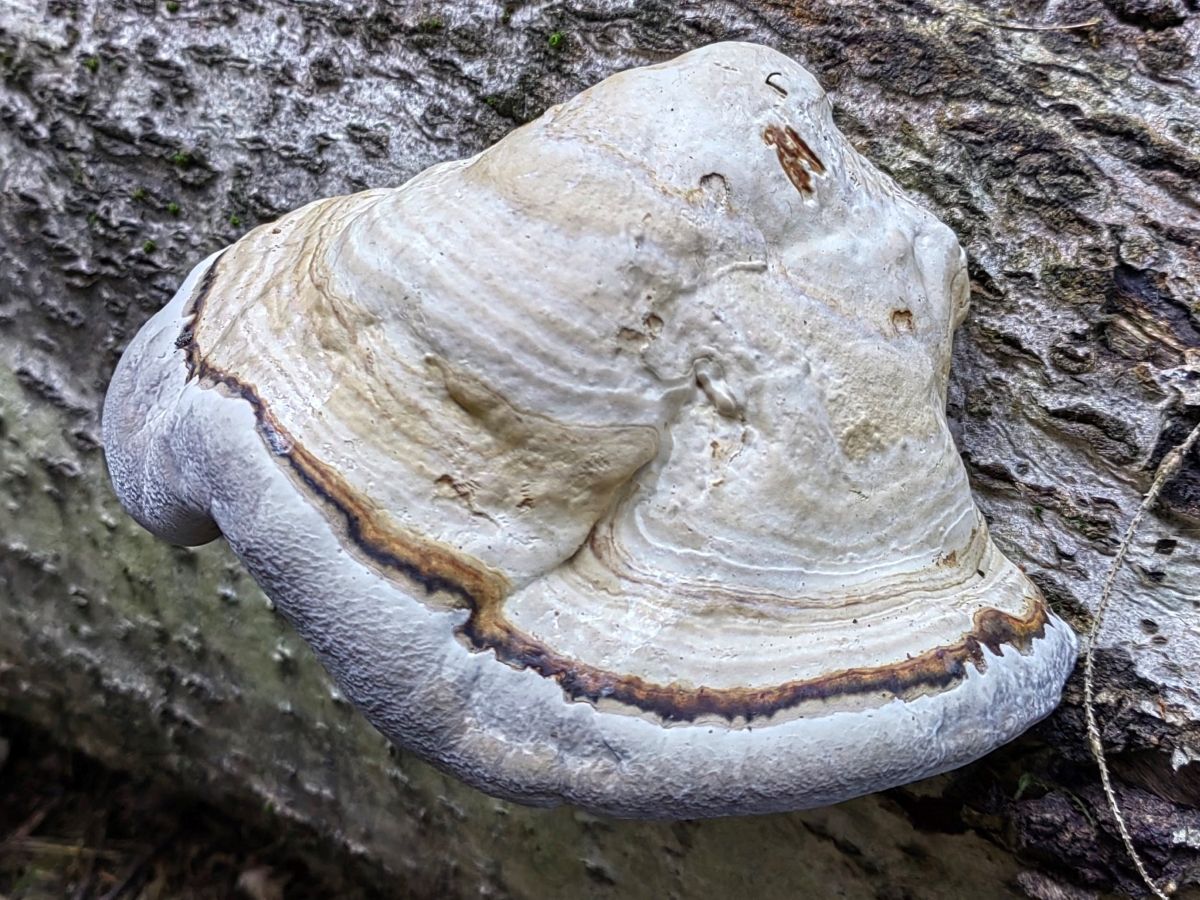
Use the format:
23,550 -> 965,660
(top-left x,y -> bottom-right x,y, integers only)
103,42 -> 1078,818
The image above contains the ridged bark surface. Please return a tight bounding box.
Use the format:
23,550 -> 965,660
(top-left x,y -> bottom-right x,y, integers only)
1,1 -> 1197,896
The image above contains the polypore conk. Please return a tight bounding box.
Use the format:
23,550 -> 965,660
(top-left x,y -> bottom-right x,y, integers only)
103,42 -> 1078,818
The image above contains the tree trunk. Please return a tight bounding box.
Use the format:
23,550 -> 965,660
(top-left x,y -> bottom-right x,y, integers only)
2,1 -> 1197,896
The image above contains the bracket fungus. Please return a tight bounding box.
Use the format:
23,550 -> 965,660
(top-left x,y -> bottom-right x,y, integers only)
103,42 -> 1078,818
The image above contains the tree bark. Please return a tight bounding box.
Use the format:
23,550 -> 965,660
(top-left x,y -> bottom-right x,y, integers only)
1,0 -> 1197,896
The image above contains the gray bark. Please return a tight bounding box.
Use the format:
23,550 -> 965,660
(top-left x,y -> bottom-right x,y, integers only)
1,0 -> 1198,896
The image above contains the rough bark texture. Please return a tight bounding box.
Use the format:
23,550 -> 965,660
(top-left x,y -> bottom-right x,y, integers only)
1,0 -> 1198,896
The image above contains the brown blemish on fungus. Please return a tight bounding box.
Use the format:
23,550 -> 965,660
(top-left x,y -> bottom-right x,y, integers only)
892,309 -> 915,334
763,124 -> 826,195
180,256 -> 1052,724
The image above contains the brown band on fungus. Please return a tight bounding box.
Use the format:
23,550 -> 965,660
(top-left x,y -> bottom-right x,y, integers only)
467,596 -> 1050,723
763,124 -> 826,195
181,259 -> 509,610
180,259 -> 1052,724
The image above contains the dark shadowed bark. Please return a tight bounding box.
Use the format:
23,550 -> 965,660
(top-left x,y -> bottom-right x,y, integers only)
1,1 -> 1197,896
